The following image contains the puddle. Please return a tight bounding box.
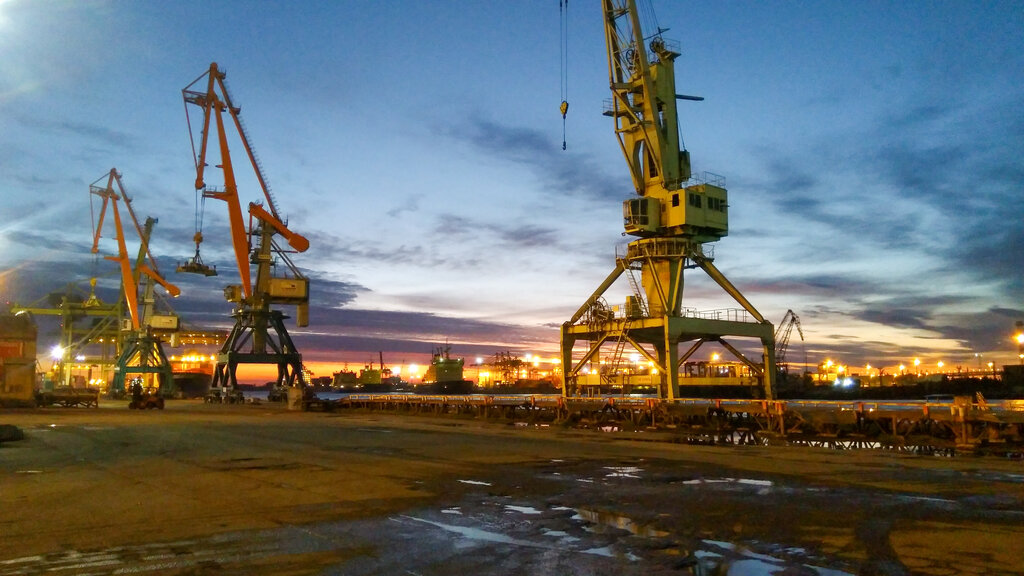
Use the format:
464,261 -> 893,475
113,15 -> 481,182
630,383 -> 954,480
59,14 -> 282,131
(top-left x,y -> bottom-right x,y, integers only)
571,508 -> 669,537
402,515 -> 531,546
679,477 -> 774,495
1,505 -> 858,576
503,505 -> 542,515
400,515 -> 636,560
695,539 -> 855,576
540,528 -> 578,541
681,477 -> 772,487
603,466 -> 643,478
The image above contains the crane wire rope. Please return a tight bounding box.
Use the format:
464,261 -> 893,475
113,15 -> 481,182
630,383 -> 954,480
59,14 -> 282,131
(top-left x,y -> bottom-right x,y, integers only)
89,189 -> 99,280
559,0 -> 569,150
182,97 -> 206,245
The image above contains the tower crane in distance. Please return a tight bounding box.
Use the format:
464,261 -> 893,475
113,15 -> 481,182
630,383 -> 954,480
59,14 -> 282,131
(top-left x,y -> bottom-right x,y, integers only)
559,0 -> 777,399
178,62 -> 310,400
89,168 -> 181,396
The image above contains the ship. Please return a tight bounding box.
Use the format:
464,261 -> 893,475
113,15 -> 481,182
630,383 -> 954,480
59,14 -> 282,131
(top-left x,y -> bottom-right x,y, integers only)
332,369 -> 359,391
169,351 -> 214,398
335,352 -> 396,392
416,345 -> 474,394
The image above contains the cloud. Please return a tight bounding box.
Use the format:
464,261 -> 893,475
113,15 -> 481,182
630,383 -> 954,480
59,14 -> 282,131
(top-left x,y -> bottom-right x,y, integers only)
444,115 -> 625,202
386,195 -> 421,218
292,306 -> 554,363
303,229 -> 453,268
430,212 -> 560,250
13,113 -> 138,151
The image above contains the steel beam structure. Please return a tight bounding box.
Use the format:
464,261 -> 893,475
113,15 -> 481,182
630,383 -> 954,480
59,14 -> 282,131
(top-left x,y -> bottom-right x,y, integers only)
561,238 -> 776,399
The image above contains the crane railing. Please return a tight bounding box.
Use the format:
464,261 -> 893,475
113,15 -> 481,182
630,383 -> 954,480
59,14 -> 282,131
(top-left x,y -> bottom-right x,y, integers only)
680,307 -> 755,323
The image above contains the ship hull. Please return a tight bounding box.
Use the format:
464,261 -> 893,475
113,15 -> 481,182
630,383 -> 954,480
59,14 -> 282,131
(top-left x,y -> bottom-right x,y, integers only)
415,380 -> 474,395
171,372 -> 212,399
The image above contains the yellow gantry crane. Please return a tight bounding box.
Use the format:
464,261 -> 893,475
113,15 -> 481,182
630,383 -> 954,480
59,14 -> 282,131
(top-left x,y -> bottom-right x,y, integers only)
560,0 -> 777,399
178,62 -> 310,399
89,168 -> 181,395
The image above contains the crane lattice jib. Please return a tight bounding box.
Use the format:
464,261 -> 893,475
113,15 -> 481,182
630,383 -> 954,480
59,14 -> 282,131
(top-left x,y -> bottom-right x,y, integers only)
89,169 -> 181,331
603,0 -> 689,195
774,310 -> 803,366
90,172 -> 139,330
182,63 -> 309,301
183,64 -> 253,299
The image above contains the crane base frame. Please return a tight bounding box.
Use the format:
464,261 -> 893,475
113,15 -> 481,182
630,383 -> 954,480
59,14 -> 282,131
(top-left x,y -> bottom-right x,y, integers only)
560,237 -> 776,400
208,307 -> 305,395
111,333 -> 174,396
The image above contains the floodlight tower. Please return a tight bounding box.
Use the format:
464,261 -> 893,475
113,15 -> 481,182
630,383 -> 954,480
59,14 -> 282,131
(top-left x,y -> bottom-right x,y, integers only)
559,0 -> 777,399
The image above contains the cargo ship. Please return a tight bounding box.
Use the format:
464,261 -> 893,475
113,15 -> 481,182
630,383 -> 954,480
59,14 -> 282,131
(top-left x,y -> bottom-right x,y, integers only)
333,352 -> 397,392
416,345 -> 474,394
170,351 -> 214,398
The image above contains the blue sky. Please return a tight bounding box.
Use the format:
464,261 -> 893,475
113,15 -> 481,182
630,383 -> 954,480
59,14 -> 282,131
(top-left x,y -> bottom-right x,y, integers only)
1,0 -> 1022,375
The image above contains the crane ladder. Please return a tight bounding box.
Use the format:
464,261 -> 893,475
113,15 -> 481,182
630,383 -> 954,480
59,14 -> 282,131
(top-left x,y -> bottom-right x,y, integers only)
622,261 -> 649,317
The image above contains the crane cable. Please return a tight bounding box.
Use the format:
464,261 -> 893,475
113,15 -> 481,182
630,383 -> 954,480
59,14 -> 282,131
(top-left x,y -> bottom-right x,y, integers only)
559,0 -> 569,150
183,99 -> 207,253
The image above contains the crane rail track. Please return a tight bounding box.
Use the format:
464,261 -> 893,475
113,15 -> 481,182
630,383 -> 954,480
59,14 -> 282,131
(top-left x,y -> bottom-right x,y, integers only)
323,393 -> 1024,455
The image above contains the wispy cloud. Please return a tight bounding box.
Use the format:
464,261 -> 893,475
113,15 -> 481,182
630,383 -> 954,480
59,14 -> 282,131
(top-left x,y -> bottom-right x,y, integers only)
444,115 -> 625,202
13,113 -> 138,151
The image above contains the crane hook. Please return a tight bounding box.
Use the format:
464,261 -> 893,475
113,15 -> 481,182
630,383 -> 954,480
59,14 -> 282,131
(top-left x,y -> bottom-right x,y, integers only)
560,100 -> 569,150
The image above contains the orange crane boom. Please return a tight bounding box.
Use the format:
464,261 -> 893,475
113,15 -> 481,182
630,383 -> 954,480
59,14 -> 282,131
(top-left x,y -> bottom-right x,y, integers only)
90,169 -> 180,331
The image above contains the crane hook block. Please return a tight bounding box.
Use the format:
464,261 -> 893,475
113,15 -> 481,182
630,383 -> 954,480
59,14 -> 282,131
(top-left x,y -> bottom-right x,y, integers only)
560,101 -> 569,119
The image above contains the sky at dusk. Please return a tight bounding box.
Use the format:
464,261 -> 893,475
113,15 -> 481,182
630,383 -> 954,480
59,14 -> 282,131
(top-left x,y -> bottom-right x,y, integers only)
1,0 -> 1022,379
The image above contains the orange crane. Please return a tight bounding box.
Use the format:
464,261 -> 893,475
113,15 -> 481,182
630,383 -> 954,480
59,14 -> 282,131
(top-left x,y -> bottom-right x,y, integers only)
89,168 -> 180,395
179,62 -> 310,399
